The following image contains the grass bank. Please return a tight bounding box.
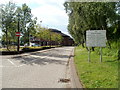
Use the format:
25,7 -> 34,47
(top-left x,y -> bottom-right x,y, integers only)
0,45 -> 59,51
74,46 -> 118,88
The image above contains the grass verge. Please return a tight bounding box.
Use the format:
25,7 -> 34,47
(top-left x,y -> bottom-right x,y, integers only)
0,45 -> 60,51
74,45 -> 118,88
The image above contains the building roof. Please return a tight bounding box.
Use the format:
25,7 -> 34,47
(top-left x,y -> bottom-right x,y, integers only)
31,28 -> 74,42
49,28 -> 70,38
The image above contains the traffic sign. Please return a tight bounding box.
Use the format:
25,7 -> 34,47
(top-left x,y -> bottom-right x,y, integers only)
16,32 -> 21,36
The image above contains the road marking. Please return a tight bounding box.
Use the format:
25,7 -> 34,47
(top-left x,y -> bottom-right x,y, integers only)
0,66 -> 18,67
1,56 -> 48,68
17,64 -> 25,67
1,51 -> 69,68
30,55 -> 67,60
7,59 -> 17,67
0,66 -> 3,67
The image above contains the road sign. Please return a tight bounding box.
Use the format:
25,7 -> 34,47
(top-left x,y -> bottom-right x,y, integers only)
86,30 -> 106,47
86,30 -> 106,62
16,32 -> 21,36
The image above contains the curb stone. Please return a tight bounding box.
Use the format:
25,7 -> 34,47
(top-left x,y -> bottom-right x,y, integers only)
67,47 -> 84,89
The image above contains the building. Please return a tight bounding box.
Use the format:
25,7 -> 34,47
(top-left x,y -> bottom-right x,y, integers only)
49,29 -> 74,46
30,29 -> 74,46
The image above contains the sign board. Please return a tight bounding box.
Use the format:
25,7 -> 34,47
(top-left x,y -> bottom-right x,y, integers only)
16,32 -> 21,36
86,30 -> 106,47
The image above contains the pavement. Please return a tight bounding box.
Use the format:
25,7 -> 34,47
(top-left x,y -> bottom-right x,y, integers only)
0,47 -> 83,89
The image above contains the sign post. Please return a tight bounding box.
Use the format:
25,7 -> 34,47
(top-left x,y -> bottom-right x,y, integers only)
86,30 -> 106,62
16,32 -> 21,52
16,13 -> 20,52
100,47 -> 102,62
88,47 -> 90,62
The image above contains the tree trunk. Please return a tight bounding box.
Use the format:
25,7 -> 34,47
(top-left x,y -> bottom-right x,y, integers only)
85,46 -> 89,51
28,30 -> 30,46
5,28 -> 10,51
81,43 -> 84,48
82,33 -> 86,48
91,47 -> 95,51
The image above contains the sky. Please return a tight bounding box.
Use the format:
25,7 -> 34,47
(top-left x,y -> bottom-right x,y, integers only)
0,0 -> 70,36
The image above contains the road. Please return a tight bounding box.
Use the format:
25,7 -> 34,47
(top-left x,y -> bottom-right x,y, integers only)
0,47 -> 75,88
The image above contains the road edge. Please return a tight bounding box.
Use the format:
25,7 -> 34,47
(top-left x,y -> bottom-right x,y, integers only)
69,47 -> 84,89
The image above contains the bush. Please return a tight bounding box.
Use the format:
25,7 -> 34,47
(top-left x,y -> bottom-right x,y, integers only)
94,41 -> 119,59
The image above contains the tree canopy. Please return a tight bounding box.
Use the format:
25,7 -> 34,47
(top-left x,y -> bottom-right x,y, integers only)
0,2 -> 37,49
64,2 -> 120,45
35,24 -> 63,45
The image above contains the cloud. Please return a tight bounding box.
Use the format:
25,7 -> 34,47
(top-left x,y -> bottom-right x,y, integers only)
30,0 -> 69,35
31,4 -> 68,25
0,0 -> 70,36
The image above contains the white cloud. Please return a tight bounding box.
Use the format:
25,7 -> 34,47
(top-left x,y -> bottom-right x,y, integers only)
30,0 -> 69,35
0,0 -> 66,6
31,4 -> 68,25
0,0 -> 70,36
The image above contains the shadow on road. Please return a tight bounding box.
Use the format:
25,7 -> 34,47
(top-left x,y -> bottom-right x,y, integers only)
30,52 -> 69,59
11,51 -> 69,66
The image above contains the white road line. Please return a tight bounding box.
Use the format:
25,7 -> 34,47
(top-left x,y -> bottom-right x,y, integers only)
7,59 -> 17,67
30,55 -> 66,60
0,66 -> 3,67
17,55 -> 66,67
30,55 -> 47,58
17,64 -> 25,67
0,66 -> 18,67
0,55 -> 49,68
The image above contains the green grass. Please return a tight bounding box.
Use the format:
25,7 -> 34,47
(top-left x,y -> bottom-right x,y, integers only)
0,45 -> 59,51
74,46 -> 118,88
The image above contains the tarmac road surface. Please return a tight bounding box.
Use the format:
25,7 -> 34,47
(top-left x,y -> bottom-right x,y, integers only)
0,47 -> 77,88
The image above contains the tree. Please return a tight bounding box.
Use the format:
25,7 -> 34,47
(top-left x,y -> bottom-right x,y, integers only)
51,33 -> 63,44
16,4 -> 37,45
64,2 -> 120,46
35,24 -> 63,46
1,1 -> 17,50
1,2 -> 37,50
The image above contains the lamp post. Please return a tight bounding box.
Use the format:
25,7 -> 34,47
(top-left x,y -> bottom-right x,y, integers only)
17,13 -> 20,52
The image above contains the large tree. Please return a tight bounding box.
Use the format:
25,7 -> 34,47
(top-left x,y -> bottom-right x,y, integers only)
64,2 -> 120,45
1,2 -> 17,50
35,24 -> 63,46
16,4 -> 37,45
1,2 -> 37,50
